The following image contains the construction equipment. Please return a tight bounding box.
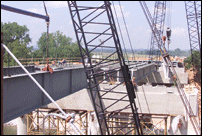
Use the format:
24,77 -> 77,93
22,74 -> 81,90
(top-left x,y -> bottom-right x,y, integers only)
68,1 -> 142,135
149,1 -> 166,63
140,1 -> 201,135
166,1 -> 172,52
185,1 -> 201,60
184,1 -> 201,81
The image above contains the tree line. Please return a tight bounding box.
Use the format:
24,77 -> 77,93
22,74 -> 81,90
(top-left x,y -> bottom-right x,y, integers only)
1,22 -> 81,66
128,48 -> 191,57
1,22 -> 198,68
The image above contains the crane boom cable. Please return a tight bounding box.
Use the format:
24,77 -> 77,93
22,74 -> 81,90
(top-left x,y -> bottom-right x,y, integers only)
117,1 -> 146,115
43,1 -> 50,63
166,1 -> 172,52
111,1 -> 130,65
118,1 -> 136,63
140,1 -> 201,134
166,1 -> 172,28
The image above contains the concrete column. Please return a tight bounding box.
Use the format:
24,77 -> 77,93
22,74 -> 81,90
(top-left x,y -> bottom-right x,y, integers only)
130,69 -> 134,80
184,86 -> 198,119
17,115 -> 27,135
115,70 -> 121,85
162,59 -> 169,79
103,69 -> 107,84
168,115 -> 187,135
184,87 -> 198,135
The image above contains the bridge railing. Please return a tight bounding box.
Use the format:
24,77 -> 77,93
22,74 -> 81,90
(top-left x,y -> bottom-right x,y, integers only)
3,57 -> 82,68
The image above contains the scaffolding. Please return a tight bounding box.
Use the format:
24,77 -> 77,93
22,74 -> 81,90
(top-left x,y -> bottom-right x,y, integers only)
26,108 -> 171,135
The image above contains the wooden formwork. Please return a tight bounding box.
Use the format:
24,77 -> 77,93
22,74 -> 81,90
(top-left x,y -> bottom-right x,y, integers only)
27,108 -> 90,135
27,108 -> 170,135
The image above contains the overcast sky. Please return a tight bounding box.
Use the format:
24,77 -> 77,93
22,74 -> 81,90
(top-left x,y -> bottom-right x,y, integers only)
1,1 -> 194,50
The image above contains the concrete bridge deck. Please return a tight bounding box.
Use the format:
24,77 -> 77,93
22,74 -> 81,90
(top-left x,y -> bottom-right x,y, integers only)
46,84 -> 198,116
3,62 -> 188,123
3,63 -> 157,123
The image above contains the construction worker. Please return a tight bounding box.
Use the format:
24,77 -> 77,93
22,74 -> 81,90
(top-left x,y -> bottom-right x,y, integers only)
58,58 -> 67,66
51,60 -> 57,66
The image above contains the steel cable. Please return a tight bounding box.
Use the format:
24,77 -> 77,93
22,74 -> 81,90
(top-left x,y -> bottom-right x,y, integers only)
118,1 -> 136,63
111,1 -> 130,65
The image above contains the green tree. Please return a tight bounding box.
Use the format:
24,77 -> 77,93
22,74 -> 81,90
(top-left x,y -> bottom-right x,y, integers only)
184,51 -> 201,84
1,22 -> 31,46
174,48 -> 181,56
1,22 -> 32,66
184,51 -> 201,69
36,30 -> 80,59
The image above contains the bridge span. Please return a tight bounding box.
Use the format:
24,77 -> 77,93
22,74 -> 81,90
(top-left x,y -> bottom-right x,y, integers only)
3,63 -> 157,123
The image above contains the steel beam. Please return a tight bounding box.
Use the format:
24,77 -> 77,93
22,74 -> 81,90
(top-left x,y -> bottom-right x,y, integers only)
1,4 -> 49,22
3,67 -> 87,123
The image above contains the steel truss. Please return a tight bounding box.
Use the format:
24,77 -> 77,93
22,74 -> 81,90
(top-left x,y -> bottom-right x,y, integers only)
149,1 -> 166,62
185,1 -> 201,68
68,1 -> 142,135
140,1 -> 201,135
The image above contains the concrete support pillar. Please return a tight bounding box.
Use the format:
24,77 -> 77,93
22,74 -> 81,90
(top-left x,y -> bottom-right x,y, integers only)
162,59 -> 169,79
168,115 -> 187,135
115,70 -> 121,84
184,86 -> 198,135
103,69 -> 107,84
130,69 -> 134,80
17,115 -> 27,135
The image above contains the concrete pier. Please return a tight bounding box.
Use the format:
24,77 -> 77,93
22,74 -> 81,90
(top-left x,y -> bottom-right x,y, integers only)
16,115 -> 27,135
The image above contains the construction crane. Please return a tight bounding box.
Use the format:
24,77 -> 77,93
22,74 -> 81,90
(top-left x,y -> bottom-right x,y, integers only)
184,1 -> 201,79
166,1 -> 172,52
149,1 -> 166,63
68,1 -> 143,135
139,1 -> 201,135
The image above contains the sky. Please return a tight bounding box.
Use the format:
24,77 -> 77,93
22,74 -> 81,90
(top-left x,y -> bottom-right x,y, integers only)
1,1 -> 193,50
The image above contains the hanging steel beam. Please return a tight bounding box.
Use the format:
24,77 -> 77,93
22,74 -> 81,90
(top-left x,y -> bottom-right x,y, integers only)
1,4 -> 49,22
